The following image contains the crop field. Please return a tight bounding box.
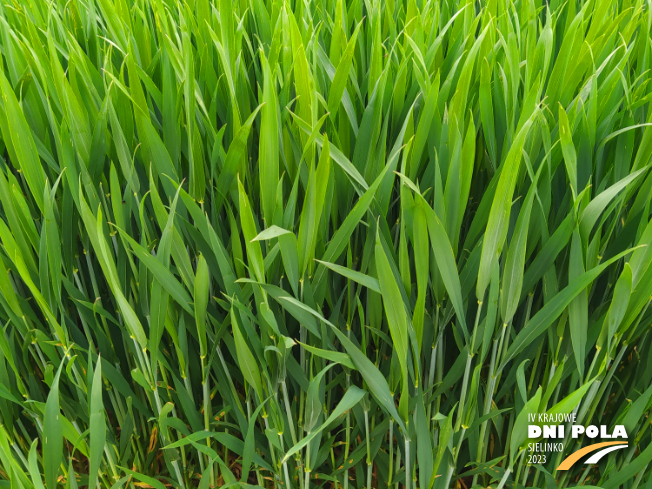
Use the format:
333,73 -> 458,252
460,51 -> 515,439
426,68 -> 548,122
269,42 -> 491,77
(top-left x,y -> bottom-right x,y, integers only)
0,0 -> 651,488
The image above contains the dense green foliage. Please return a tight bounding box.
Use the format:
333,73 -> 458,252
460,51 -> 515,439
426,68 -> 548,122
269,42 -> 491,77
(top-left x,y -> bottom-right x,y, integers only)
0,0 -> 651,487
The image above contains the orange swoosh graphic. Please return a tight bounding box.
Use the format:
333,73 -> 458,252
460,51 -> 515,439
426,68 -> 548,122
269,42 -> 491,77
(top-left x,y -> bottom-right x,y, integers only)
557,442 -> 627,470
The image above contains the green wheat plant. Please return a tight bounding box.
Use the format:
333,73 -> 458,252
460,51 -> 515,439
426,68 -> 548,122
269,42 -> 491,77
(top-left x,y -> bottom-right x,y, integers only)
0,0 -> 651,487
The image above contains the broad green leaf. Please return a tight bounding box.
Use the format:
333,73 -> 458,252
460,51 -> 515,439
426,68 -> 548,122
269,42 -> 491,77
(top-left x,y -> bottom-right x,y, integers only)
88,357 -> 105,489
231,307 -> 263,401
510,387 -> 541,466
238,177 -> 266,283
281,386 -> 365,463
501,165 -> 542,324
558,104 -> 578,199
279,296 -> 407,434
477,115 -> 536,300
195,255 -> 210,358
580,166 -> 649,239
500,248 -> 636,370
44,361 -> 64,489
568,230 -> 588,379
252,225 -> 292,241
314,259 -> 380,293
375,226 -> 409,420
259,52 -> 279,225
0,70 -> 45,212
